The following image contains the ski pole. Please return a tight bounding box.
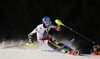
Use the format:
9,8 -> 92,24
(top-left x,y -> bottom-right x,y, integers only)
55,19 -> 95,44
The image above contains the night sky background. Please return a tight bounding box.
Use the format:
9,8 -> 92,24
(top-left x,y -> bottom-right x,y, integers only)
0,0 -> 100,54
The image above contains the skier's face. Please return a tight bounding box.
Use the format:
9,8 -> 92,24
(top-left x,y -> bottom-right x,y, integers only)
45,22 -> 51,28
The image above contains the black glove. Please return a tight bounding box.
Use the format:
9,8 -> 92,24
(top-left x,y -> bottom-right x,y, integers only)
28,34 -> 32,44
28,34 -> 32,39
57,25 -> 62,31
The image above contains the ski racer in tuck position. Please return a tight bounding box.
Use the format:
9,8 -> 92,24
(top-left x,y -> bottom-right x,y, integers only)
28,16 -> 79,54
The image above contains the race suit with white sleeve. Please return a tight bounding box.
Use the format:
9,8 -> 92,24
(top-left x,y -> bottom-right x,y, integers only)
28,24 -> 60,45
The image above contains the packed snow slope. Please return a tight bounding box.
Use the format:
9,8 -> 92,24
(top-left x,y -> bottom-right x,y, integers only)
0,48 -> 100,59
0,42 -> 100,59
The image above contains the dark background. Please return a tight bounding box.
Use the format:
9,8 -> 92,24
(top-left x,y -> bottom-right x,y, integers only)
0,0 -> 100,54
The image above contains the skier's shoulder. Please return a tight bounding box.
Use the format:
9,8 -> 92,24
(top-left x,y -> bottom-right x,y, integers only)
50,24 -> 56,27
50,24 -> 55,26
36,24 -> 43,28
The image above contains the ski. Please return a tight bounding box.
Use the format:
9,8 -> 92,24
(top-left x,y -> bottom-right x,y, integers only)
1,44 -> 25,49
43,38 -> 74,52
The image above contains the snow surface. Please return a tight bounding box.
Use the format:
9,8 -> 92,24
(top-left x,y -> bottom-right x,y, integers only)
0,41 -> 100,59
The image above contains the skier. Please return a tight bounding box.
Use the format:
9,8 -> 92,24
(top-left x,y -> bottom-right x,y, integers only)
28,16 -> 72,53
